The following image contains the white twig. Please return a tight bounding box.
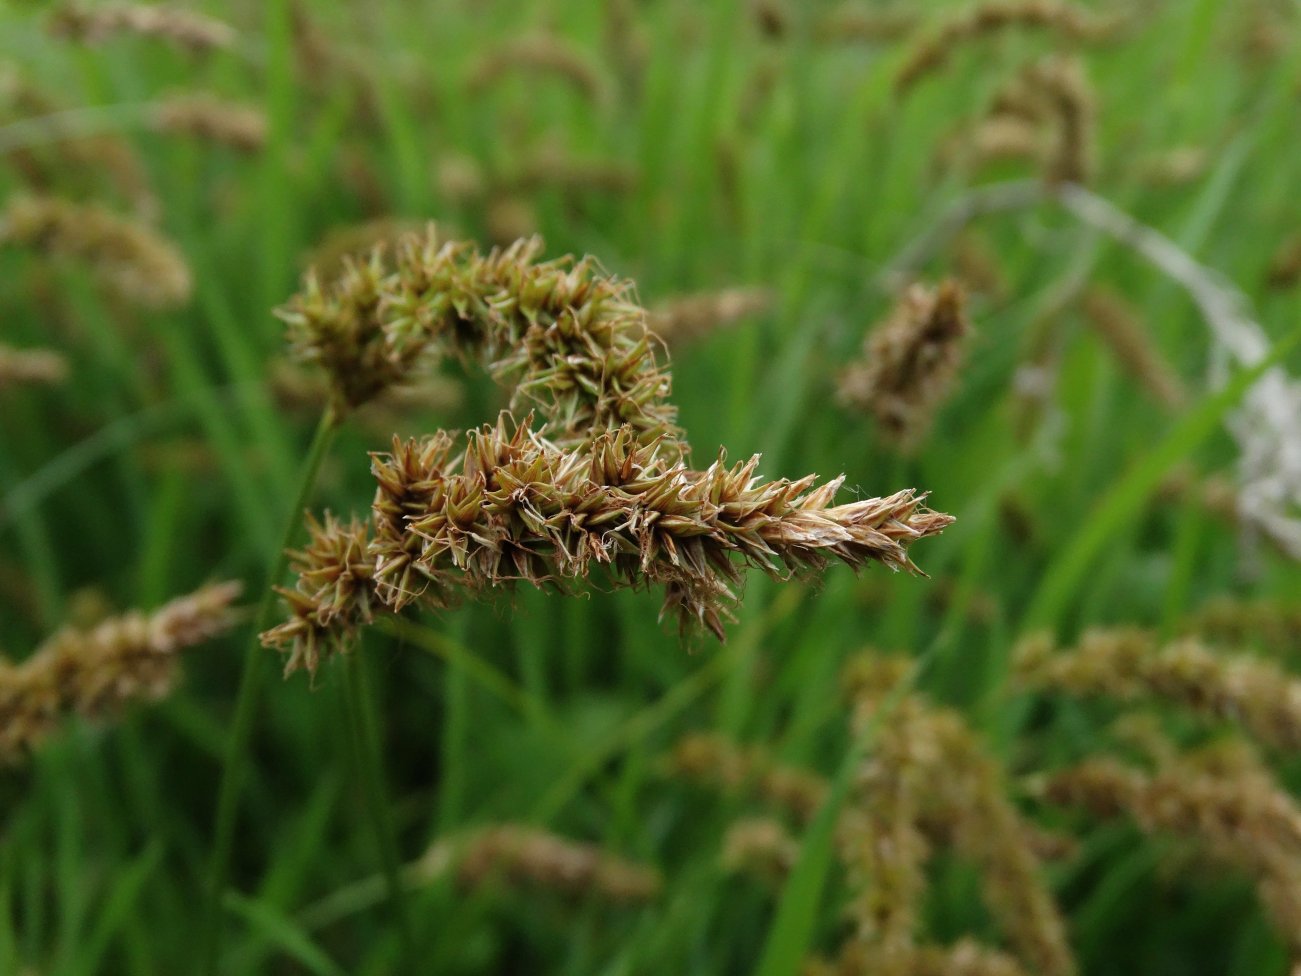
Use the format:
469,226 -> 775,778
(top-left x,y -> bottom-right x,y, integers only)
886,179 -> 1301,559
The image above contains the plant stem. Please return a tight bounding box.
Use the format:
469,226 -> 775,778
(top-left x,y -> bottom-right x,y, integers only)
342,646 -> 416,961
199,405 -> 339,976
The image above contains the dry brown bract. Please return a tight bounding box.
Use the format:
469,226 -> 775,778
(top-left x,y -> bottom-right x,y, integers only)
47,3 -> 237,55
0,344 -> 67,388
263,419 -> 953,675
838,281 -> 971,450
0,581 -> 242,763
0,194 -> 192,309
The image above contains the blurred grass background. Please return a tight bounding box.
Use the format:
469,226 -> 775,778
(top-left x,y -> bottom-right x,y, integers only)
1,0 -> 1299,973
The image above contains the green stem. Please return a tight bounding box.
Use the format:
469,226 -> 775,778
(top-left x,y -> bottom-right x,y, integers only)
199,406 -> 339,976
342,647 -> 415,962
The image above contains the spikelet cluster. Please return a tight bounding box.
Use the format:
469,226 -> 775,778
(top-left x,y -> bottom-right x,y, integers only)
47,3 -> 237,55
0,582 -> 241,763
1182,596 -> 1301,661
667,732 -> 829,824
721,817 -> 801,885
1080,287 -> 1187,411
465,34 -> 610,107
814,6 -> 918,45
895,1 -> 1121,94
0,344 -> 68,388
838,281 -> 972,450
1015,628 -> 1301,753
449,824 -> 662,902
840,654 -> 1075,976
507,148 -> 638,197
279,229 -> 679,451
1020,56 -> 1094,184
822,940 -> 1034,976
1040,742 -> 1301,952
151,94 -> 267,152
670,652 -> 1073,976
0,194 -> 192,309
265,417 -> 952,675
648,288 -> 775,347
945,57 -> 1096,185
0,66 -> 156,216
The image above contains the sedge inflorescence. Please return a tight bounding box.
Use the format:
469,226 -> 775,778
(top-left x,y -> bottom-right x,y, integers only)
262,228 -> 954,676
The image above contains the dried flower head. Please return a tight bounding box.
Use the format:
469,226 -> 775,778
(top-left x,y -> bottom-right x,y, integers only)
0,194 -> 191,309
47,2 -> 237,54
264,417 -> 953,674
1014,627 -> 1301,753
0,344 -> 68,388
0,581 -> 242,763
838,280 -> 972,450
648,287 -> 775,346
151,94 -> 267,152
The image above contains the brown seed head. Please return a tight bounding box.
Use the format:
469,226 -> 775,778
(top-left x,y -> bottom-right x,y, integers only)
0,581 -> 242,763
47,2 -> 238,54
838,280 -> 972,451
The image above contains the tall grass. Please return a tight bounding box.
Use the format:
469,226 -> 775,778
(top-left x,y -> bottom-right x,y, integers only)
1,1 -> 1299,974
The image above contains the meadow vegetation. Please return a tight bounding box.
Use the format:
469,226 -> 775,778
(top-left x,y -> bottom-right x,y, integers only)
1,1 -> 1300,974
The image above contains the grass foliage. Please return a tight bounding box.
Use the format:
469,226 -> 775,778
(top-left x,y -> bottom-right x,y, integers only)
1,1 -> 1299,973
